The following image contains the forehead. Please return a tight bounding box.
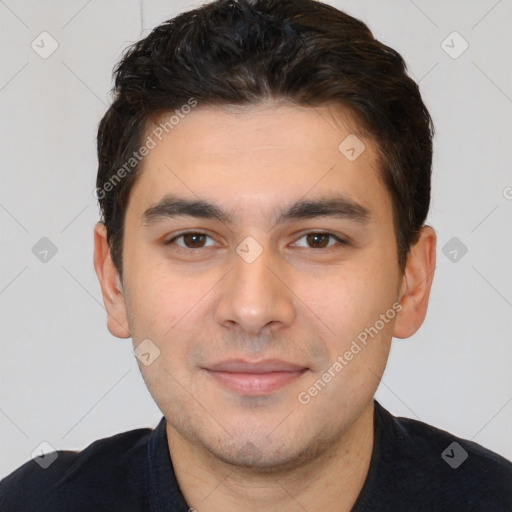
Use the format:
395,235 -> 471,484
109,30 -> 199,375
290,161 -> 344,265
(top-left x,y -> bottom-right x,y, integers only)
128,102 -> 391,223
146,101 -> 370,160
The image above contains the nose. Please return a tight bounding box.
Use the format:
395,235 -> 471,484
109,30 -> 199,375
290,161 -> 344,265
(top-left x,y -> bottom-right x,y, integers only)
215,238 -> 296,336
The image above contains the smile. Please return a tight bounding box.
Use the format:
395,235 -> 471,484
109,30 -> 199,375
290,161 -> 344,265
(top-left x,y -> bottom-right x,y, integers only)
202,359 -> 309,395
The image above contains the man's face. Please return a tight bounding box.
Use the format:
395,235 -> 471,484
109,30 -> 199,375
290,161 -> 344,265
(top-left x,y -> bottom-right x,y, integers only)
118,103 -> 403,469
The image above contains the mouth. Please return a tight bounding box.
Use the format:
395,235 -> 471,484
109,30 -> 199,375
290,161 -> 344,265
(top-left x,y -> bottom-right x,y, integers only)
202,359 -> 309,395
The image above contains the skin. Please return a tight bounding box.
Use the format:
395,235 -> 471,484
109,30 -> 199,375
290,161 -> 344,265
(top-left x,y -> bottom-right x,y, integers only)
94,101 -> 436,511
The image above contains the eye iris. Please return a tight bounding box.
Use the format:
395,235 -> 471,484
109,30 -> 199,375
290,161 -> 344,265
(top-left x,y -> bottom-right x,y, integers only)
179,233 -> 333,249
307,233 -> 329,248
183,233 -> 205,248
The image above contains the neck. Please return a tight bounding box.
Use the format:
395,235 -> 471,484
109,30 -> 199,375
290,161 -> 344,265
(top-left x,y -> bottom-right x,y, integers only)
166,401 -> 375,512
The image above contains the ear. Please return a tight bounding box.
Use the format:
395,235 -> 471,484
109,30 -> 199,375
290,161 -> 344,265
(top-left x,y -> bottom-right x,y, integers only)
393,226 -> 436,339
93,222 -> 131,338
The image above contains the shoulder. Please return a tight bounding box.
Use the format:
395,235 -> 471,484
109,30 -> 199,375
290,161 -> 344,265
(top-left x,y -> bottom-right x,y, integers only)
0,425 -> 156,512
374,401 -> 512,510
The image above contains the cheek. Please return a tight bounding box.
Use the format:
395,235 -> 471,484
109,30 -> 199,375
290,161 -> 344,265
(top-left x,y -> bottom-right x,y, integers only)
124,262 -> 205,403
123,255 -> 197,341
310,265 -> 398,342
299,270 -> 397,409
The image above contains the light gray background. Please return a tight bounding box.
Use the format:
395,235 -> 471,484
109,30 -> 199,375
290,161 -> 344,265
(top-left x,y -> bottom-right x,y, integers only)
1,0 -> 511,478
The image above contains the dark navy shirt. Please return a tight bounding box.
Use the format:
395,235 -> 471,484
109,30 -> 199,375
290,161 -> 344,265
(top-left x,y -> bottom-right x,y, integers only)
1,401 -> 511,511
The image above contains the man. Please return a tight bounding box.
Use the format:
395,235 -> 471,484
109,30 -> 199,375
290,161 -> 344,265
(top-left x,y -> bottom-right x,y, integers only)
1,0 -> 511,510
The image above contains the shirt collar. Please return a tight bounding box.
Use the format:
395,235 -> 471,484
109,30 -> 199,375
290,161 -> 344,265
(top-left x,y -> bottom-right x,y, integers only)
145,401 -> 387,511
145,416 -> 190,512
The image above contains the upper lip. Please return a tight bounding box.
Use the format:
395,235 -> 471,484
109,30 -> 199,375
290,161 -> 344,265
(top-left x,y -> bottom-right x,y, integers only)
203,359 -> 308,373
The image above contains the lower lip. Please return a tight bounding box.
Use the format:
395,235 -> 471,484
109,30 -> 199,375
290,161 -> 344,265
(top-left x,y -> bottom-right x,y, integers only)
204,369 -> 308,395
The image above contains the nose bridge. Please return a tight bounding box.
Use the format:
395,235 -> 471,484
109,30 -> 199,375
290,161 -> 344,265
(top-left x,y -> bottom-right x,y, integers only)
216,237 -> 295,333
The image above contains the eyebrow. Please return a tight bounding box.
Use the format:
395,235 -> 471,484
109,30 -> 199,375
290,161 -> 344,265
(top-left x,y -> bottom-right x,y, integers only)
141,193 -> 370,226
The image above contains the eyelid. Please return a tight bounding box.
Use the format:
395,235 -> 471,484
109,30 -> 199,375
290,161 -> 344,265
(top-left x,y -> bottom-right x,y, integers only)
165,230 -> 348,250
165,230 -> 218,247
290,231 -> 348,249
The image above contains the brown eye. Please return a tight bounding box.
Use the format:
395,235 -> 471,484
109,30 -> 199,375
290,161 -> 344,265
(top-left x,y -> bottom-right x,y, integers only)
292,232 -> 345,249
306,233 -> 330,248
184,233 -> 205,248
168,232 -> 215,249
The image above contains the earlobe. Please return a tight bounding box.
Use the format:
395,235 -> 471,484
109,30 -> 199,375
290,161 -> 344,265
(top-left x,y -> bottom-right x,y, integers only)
93,222 -> 131,338
393,226 -> 436,339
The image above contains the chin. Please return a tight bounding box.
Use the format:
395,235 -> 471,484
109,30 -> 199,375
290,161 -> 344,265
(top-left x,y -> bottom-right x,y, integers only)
200,428 -> 334,474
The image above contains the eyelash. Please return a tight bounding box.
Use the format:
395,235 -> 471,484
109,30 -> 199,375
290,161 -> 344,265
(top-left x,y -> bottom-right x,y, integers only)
165,231 -> 348,251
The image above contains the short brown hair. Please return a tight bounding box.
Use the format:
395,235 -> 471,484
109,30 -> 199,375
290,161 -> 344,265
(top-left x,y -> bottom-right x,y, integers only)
96,0 -> 434,276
